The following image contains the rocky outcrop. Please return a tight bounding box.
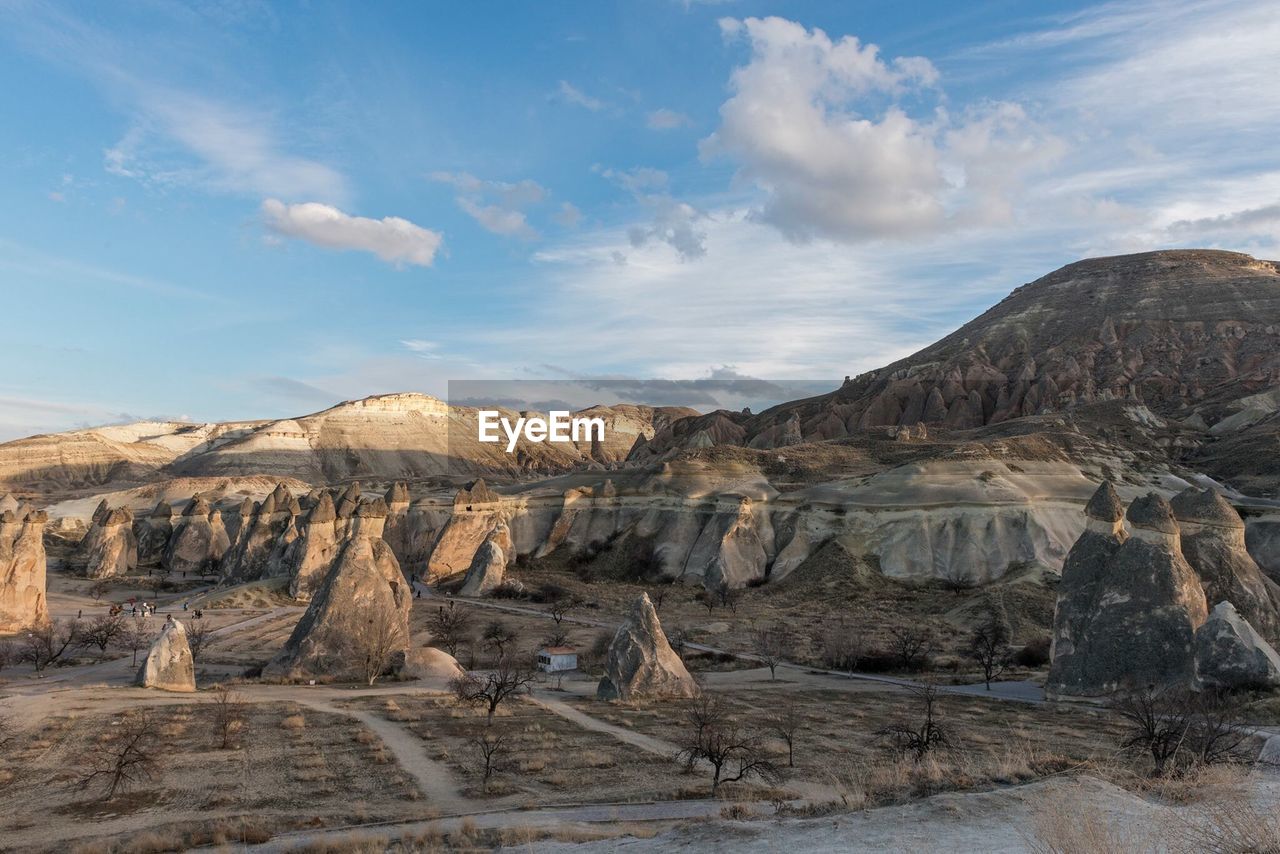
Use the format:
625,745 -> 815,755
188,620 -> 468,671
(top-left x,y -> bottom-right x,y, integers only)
263,517 -> 411,682
284,492 -> 342,601
220,484 -> 297,583
396,646 -> 465,680
133,501 -> 173,568
1047,490 -> 1209,698
382,481 -> 411,560
1194,601 -> 1280,690
1248,517 -> 1280,583
458,525 -> 508,596
0,509 -> 48,632
82,507 -> 138,579
1171,488 -> 1280,645
136,618 -> 196,692
426,480 -> 510,580
163,494 -> 230,576
597,593 -> 697,701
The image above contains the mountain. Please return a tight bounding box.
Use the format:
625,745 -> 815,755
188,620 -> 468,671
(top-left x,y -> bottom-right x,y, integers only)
637,250 -> 1280,473
0,393 -> 696,497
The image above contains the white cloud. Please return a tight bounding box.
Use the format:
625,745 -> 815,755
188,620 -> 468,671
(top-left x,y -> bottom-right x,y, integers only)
595,166 -> 706,260
556,80 -> 606,111
430,171 -> 547,240
647,108 -> 693,130
262,199 -> 442,267
703,16 -> 1061,242
103,88 -> 348,203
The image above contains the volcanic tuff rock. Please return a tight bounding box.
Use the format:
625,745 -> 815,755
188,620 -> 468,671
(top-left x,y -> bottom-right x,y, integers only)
163,494 -> 230,576
597,593 -> 697,701
1194,601 -> 1280,690
1047,490 -> 1209,698
133,501 -> 173,568
220,484 -> 297,583
458,525 -> 508,596
136,618 -> 196,692
81,506 -> 138,579
1247,516 -> 1280,582
1170,488 -> 1280,645
426,480 -> 512,580
284,492 -> 342,600
264,523 -> 411,682
0,508 -> 48,632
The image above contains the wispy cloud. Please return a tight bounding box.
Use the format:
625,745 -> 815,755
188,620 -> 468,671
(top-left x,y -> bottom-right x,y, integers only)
647,108 -> 693,130
105,88 -> 348,202
430,172 -> 546,240
262,199 -> 442,267
556,80 -> 607,111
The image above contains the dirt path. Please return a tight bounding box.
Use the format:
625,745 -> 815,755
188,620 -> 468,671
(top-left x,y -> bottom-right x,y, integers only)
292,696 -> 472,814
527,688 -> 683,758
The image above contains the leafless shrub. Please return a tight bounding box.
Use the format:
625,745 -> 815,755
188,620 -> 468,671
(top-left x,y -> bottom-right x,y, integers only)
887,625 -> 933,673
79,614 -> 126,653
480,620 -> 518,660
752,623 -> 794,681
767,697 -> 801,767
1113,685 -> 1250,777
76,709 -> 158,800
675,694 -> 782,795
469,732 -> 509,792
817,624 -> 864,671
876,682 -> 951,760
121,620 -> 155,667
967,612 -> 1012,689
426,601 -> 473,657
21,619 -> 82,671
186,620 -> 217,663
451,657 -> 535,722
210,685 -> 247,750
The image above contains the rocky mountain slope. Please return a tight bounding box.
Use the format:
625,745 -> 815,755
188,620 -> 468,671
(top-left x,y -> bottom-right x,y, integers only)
0,394 -> 695,497
636,250 -> 1280,468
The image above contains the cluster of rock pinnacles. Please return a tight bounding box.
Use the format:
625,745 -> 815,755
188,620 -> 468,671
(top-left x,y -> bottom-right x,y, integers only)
1048,482 -> 1280,697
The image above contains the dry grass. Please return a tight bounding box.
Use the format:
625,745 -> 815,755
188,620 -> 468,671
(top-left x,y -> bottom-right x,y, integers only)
280,713 -> 307,731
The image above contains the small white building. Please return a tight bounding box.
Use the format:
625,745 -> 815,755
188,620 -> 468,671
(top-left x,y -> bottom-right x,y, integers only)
537,646 -> 578,673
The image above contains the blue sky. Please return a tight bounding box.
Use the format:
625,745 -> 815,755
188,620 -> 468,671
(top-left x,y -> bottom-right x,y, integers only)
1,0 -> 1278,439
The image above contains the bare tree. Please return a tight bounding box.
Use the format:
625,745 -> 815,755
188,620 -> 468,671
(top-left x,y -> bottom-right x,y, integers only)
887,625 -> 932,673
877,682 -> 951,760
426,601 -> 473,657
697,588 -> 717,615
332,607 -> 405,686
548,597 -> 581,626
451,657 -> 536,722
121,620 -> 154,667
80,614 -> 126,653
77,709 -> 158,800
767,698 -> 801,767
752,623 -> 794,681
480,620 -> 518,660
88,580 -> 107,601
716,585 -> 742,615
210,685 -> 247,750
541,627 -> 570,649
967,613 -> 1011,689
1113,685 -> 1249,777
675,694 -> 781,796
0,640 -> 16,676
817,624 -> 864,672
186,620 -> 217,663
469,731 -> 508,792
21,619 -> 82,672
940,564 -> 976,595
